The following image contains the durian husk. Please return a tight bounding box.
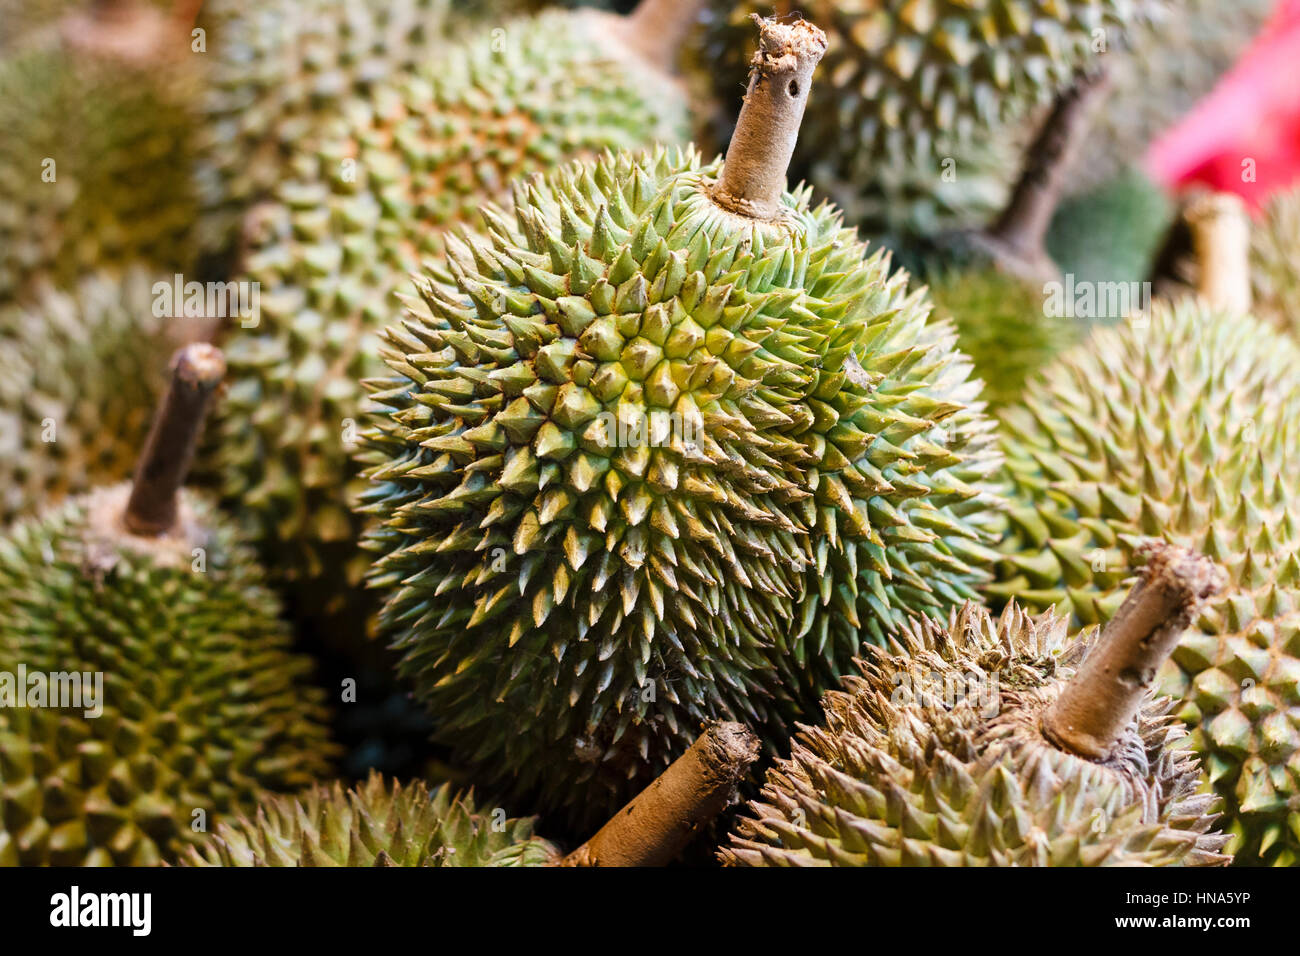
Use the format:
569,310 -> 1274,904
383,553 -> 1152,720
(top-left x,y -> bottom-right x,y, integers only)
204,7 -> 693,617
358,145 -> 1003,826
991,301 -> 1300,865
723,601 -> 1230,867
178,772 -> 558,867
0,486 -> 336,866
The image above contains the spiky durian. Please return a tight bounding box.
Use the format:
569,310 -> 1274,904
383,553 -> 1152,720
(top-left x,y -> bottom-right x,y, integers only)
356,18 -> 1002,823
0,345 -> 334,866
0,269 -> 183,526
206,0 -> 698,614
1252,187 -> 1300,341
926,269 -> 1078,411
723,571 -> 1232,867
991,302 -> 1300,865
178,773 -> 558,867
0,28 -> 201,303
694,0 -> 1161,235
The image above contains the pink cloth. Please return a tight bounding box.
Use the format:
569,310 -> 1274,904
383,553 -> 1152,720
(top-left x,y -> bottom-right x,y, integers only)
1145,0 -> 1300,213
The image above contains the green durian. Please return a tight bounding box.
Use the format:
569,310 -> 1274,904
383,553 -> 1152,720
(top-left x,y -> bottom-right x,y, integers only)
179,773 -> 559,867
195,0 -> 484,258
694,0 -> 1161,235
206,0 -> 698,614
991,301 -> 1300,865
926,269 -> 1079,411
0,269 -> 187,527
723,591 -> 1231,867
0,343 -> 335,866
356,17 -> 1002,823
0,27 -> 201,303
1252,187 -> 1300,341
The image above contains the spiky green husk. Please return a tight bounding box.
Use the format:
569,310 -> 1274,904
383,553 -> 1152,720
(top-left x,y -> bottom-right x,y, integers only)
1253,187 -> 1300,342
179,772 -> 557,866
0,486 -> 335,866
195,0 -> 474,257
992,303 -> 1300,865
0,45 -> 200,303
0,269 -> 176,527
694,0 -> 1160,232
927,269 -> 1079,410
723,602 -> 1230,866
206,9 -> 692,614
358,145 -> 1002,823
1072,0 -> 1273,193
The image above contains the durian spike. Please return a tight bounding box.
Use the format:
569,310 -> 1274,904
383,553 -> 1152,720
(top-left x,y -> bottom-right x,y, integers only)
1187,191 -> 1253,314
612,0 -> 709,71
1042,542 -> 1226,760
711,16 -> 827,221
124,343 -> 226,536
562,722 -> 760,867
981,66 -> 1111,283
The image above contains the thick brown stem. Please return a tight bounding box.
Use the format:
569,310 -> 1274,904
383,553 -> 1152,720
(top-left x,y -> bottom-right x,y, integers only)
562,722 -> 760,867
611,0 -> 708,71
711,16 -> 827,222
1187,192 -> 1253,314
124,344 -> 226,537
1042,543 -> 1225,760
980,66 -> 1111,283
62,0 -> 199,63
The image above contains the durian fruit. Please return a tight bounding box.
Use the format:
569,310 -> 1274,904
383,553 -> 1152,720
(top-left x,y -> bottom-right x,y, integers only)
206,0 -> 704,615
357,18 -> 1002,824
0,269 -> 179,527
0,344 -> 335,866
194,0 -> 484,259
926,269 -> 1078,411
723,547 -> 1233,866
181,722 -> 759,867
991,301 -> 1300,865
0,6 -> 202,303
1252,187 -> 1300,341
179,773 -> 560,867
694,0 -> 1162,236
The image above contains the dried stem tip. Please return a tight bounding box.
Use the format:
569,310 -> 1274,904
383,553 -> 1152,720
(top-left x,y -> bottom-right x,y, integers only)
1042,543 -> 1226,761
562,722 -> 760,867
711,16 -> 827,222
1187,191 -> 1253,315
123,343 -> 226,537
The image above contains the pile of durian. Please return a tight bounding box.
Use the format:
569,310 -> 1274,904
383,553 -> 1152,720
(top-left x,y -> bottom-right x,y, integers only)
1,0 -> 1297,869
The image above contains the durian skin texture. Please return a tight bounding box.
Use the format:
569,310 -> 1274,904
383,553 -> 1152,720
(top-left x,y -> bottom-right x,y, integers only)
0,45 -> 200,304
0,486 -> 335,866
358,146 -> 1002,824
992,303 -> 1300,866
207,7 -> 692,613
179,772 -> 558,867
722,602 -> 1230,867
0,269 -> 172,527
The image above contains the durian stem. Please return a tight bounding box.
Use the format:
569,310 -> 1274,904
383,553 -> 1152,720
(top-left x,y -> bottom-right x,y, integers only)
124,344 -> 226,537
983,66 -> 1111,281
711,16 -> 827,222
613,0 -> 708,71
561,722 -> 760,867
1042,543 -> 1225,761
1188,192 -> 1253,314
